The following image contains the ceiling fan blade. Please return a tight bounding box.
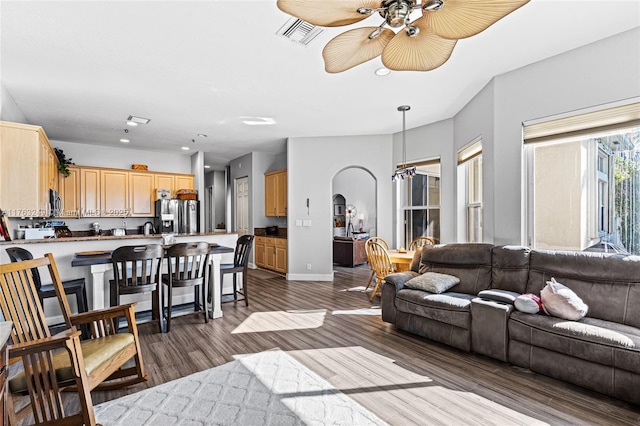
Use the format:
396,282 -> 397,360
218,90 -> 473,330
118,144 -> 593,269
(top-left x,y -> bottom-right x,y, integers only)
381,18 -> 457,71
425,0 -> 530,39
277,0 -> 382,27
323,27 -> 395,73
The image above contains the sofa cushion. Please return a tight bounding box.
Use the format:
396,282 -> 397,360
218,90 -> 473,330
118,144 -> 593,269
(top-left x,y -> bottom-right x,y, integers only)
419,243 -> 493,295
405,272 -> 460,293
396,290 -> 474,329
526,250 -> 640,327
491,245 -> 530,294
509,312 -> 640,370
541,278 -> 588,320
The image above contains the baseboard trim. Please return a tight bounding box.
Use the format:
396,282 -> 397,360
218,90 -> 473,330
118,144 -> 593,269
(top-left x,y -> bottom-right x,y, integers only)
286,273 -> 334,281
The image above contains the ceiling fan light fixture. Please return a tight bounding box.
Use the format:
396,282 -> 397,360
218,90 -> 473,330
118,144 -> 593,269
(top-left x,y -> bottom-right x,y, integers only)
405,25 -> 420,36
422,0 -> 444,11
357,7 -> 375,15
385,1 -> 412,27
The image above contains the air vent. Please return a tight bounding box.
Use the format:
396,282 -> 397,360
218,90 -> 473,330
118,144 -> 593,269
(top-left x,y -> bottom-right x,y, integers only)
276,18 -> 323,46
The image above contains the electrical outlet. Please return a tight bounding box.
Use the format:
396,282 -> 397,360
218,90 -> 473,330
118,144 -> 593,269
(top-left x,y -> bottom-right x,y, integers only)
306,263 -> 312,270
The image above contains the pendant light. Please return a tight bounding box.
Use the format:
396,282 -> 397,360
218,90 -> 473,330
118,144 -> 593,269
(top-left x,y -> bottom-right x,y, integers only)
392,105 -> 417,181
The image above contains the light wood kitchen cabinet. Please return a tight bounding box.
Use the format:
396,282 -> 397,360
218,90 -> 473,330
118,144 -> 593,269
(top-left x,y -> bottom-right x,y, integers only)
275,238 -> 287,274
129,172 -> 154,217
154,173 -> 194,198
265,169 -> 287,217
100,170 -> 129,216
255,237 -> 266,266
59,166 -> 80,218
80,168 -> 101,217
0,121 -> 58,217
254,236 -> 287,273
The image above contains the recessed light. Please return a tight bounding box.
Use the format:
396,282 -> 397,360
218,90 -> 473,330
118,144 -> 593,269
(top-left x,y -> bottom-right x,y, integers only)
126,121 -> 138,126
204,165 -> 211,169
375,67 -> 390,76
181,146 -> 190,151
197,134 -> 208,138
241,117 -> 276,126
127,115 -> 151,125
120,138 -> 130,143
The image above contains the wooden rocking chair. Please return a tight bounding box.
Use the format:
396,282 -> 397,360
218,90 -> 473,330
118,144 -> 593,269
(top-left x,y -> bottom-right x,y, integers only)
0,253 -> 149,425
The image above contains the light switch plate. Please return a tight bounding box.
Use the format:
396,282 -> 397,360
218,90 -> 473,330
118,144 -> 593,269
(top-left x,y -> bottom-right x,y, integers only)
295,220 -> 302,227
303,220 -> 312,227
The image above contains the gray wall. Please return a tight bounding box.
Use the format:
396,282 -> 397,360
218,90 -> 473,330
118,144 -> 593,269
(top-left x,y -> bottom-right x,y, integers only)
333,168 -> 377,235
287,134 -> 393,280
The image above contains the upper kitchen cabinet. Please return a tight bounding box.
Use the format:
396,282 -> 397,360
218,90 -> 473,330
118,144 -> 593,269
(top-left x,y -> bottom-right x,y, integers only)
129,172 -> 154,217
80,167 -> 101,216
154,173 -> 194,198
100,169 -> 129,216
59,166 -> 80,218
265,169 -> 287,217
0,121 -> 58,217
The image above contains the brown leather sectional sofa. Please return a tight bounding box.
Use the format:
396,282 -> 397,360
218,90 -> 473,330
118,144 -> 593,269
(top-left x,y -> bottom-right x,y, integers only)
381,243 -> 640,404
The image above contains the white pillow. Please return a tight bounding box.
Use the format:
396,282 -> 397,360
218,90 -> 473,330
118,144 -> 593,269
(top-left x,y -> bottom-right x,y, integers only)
515,293 -> 542,314
405,272 -> 459,294
540,278 -> 588,320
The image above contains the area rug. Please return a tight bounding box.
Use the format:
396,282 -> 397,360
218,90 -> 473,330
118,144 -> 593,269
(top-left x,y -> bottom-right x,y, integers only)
94,350 -> 386,425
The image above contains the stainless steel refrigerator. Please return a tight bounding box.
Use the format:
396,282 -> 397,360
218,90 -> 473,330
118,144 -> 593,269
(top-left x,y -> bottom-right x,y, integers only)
155,199 -> 199,234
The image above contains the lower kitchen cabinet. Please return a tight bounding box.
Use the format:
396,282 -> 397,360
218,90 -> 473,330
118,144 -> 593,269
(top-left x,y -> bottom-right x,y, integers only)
255,236 -> 287,274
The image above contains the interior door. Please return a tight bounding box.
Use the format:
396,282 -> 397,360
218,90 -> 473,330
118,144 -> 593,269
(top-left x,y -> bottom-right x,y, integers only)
235,177 -> 249,235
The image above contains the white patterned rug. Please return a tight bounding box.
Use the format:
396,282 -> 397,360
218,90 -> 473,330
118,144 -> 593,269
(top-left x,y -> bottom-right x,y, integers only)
94,350 -> 386,425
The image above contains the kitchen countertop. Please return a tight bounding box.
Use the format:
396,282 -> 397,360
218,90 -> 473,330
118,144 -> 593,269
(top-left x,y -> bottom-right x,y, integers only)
0,231 -> 233,245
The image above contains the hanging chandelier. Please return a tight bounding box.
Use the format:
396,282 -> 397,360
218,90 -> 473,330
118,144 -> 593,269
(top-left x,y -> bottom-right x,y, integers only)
276,0 -> 529,73
392,105 -> 416,182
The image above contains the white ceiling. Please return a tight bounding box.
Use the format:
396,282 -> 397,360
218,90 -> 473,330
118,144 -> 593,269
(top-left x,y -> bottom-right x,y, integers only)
2,1 -> 639,169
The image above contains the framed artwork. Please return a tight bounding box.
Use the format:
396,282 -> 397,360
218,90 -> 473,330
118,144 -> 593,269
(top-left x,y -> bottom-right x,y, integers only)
334,205 -> 345,215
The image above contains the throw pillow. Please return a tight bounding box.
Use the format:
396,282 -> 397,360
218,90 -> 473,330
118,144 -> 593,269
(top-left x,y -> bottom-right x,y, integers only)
477,289 -> 520,305
514,293 -> 542,314
405,272 -> 460,294
409,246 -> 422,272
540,278 -> 588,320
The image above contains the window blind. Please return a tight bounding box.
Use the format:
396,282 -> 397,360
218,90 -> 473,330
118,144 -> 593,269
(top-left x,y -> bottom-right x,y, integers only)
523,103 -> 640,145
457,140 -> 482,165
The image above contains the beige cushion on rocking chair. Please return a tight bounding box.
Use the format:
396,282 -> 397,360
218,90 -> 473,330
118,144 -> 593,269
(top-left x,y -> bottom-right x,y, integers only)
9,333 -> 135,393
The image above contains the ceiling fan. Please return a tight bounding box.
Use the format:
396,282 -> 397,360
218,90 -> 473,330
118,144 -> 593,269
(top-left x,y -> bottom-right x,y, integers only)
276,0 -> 530,73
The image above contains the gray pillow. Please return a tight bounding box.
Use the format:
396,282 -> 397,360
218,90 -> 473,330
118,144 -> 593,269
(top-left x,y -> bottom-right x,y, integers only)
405,272 -> 460,293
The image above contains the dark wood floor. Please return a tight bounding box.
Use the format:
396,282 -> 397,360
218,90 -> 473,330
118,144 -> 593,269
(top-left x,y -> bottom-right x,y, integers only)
84,266 -> 639,424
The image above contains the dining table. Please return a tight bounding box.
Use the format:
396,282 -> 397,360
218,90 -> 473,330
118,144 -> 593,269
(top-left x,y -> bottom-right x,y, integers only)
71,244 -> 234,320
388,249 -> 416,272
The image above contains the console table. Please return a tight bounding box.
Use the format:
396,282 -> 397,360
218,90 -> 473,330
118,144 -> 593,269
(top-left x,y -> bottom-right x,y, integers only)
333,237 -> 368,267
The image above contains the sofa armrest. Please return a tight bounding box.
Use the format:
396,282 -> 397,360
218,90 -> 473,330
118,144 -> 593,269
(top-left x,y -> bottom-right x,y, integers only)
381,271 -> 418,324
383,271 -> 419,292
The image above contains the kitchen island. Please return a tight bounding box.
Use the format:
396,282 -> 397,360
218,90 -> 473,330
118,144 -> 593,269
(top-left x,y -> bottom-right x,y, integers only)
0,232 -> 238,325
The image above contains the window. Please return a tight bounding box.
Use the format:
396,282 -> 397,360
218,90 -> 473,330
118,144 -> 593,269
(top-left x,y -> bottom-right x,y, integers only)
398,159 -> 441,248
457,140 -> 482,242
524,102 -> 640,254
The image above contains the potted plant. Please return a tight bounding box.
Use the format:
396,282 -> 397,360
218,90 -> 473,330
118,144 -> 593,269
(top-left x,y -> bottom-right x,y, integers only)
54,148 -> 74,177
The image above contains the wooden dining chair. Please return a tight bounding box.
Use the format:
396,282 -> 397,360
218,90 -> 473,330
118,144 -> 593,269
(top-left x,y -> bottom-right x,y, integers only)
408,236 -> 436,251
365,237 -> 389,291
162,242 -> 210,332
6,246 -> 89,337
111,244 -> 165,333
220,235 -> 254,306
0,253 -> 148,425
367,241 -> 395,301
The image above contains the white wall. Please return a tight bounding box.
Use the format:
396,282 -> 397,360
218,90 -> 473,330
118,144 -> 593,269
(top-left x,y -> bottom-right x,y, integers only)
392,118 -> 455,245
491,27 -> 640,245
51,140 -> 192,173
0,83 -> 27,123
333,168 -> 376,234
287,134 -> 392,280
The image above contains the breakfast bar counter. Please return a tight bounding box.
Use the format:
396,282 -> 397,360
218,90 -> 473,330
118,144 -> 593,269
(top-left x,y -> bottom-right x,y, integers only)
0,233 -> 239,324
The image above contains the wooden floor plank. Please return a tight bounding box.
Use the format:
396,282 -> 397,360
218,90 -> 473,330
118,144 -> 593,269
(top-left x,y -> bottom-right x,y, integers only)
55,265 -> 639,425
